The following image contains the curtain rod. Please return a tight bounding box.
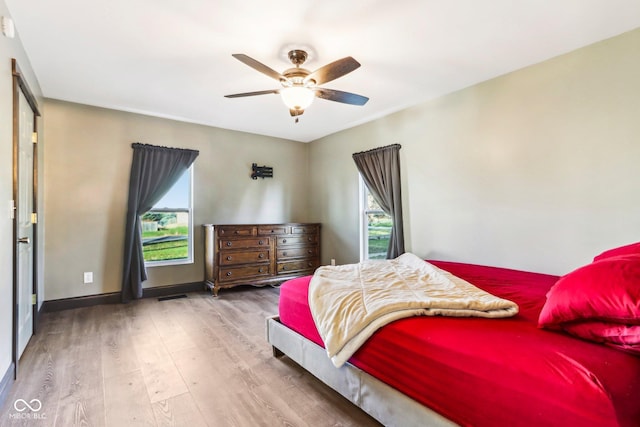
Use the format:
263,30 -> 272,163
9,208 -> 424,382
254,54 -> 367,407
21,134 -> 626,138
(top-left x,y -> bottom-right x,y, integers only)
352,143 -> 401,157
131,142 -> 199,155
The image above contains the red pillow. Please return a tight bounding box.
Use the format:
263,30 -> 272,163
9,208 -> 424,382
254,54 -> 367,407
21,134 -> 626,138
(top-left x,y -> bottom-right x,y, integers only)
593,241 -> 640,262
538,255 -> 640,354
563,321 -> 640,355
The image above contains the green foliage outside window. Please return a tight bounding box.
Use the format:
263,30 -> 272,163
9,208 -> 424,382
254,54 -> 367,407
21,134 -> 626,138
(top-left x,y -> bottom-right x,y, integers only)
141,212 -> 189,262
367,211 -> 392,260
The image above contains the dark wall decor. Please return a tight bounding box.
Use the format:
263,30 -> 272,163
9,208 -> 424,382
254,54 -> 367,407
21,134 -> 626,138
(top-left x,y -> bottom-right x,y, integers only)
251,163 -> 273,180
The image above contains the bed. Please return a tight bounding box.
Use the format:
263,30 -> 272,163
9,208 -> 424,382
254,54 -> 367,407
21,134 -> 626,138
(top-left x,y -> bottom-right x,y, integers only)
266,253 -> 640,427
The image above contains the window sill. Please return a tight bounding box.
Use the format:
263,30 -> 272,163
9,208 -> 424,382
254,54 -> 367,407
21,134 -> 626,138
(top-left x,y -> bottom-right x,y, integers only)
145,258 -> 193,268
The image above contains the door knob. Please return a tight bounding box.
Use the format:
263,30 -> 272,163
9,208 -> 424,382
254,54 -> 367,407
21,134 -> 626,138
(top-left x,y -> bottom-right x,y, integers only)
17,237 -> 30,244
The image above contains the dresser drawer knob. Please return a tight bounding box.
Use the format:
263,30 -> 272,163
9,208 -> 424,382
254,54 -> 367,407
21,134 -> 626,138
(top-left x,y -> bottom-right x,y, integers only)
258,253 -> 265,259
226,241 -> 232,247
234,230 -> 239,234
282,265 -> 287,270
226,272 -> 232,276
258,268 -> 264,273
259,240 -> 264,245
308,262 -> 313,267
282,239 -> 287,243
308,237 -> 312,241
226,256 -> 232,261
307,250 -> 312,254
282,252 -> 287,256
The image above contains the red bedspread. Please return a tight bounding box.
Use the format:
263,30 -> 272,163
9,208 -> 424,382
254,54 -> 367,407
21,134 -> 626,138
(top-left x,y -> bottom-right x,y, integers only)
278,260 -> 640,427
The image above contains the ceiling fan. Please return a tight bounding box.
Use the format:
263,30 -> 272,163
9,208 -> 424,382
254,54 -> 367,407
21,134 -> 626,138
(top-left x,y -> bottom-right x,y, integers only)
225,49 -> 369,122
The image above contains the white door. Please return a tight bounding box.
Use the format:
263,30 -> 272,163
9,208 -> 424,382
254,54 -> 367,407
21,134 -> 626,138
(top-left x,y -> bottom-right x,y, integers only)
17,90 -> 35,358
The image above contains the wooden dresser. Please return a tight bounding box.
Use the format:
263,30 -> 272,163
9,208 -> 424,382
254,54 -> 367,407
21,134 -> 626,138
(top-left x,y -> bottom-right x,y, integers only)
203,223 -> 321,296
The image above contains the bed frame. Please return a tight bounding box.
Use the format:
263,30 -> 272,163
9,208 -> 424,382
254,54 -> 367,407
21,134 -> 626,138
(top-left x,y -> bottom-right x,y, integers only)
266,315 -> 457,427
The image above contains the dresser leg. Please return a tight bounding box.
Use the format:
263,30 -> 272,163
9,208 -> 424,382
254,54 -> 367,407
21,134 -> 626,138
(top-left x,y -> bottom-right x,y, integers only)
204,281 -> 220,297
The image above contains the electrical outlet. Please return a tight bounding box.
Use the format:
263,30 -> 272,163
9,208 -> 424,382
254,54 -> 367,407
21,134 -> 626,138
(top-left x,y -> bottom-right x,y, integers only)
331,259 -> 336,266
83,272 -> 93,284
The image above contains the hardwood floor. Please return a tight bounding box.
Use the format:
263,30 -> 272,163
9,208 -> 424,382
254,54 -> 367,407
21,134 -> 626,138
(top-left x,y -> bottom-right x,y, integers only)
0,286 -> 380,427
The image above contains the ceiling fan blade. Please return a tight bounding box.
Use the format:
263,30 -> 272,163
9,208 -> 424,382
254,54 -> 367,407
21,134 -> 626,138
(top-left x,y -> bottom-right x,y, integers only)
315,88 -> 369,106
232,54 -> 284,81
306,57 -> 361,85
224,89 -> 280,98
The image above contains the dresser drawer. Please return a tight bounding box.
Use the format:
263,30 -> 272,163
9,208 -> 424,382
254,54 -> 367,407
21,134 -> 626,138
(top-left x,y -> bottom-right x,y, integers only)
277,235 -> 318,246
277,246 -> 318,259
258,225 -> 289,235
217,225 -> 256,237
291,224 -> 319,234
277,259 -> 319,275
219,237 -> 270,250
218,264 -> 271,282
219,250 -> 269,265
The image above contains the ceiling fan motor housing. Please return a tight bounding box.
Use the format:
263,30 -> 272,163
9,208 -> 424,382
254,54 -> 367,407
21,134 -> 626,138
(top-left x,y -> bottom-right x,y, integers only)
282,68 -> 311,85
282,50 -> 314,87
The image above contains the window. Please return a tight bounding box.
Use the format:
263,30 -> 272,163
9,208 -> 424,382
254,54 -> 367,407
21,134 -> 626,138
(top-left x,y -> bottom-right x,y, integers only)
360,177 -> 393,260
141,166 -> 193,265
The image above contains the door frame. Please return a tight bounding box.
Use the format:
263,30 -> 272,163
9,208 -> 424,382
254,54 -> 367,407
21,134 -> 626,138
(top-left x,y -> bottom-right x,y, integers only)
12,58 -> 40,378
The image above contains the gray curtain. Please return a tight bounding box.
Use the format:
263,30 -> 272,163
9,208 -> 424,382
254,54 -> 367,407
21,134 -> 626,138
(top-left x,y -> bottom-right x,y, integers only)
121,143 -> 199,302
353,144 -> 404,259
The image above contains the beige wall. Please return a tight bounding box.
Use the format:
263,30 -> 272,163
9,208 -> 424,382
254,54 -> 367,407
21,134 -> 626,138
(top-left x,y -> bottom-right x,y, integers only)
0,0 -> 44,386
310,28 -> 640,275
43,100 -> 309,300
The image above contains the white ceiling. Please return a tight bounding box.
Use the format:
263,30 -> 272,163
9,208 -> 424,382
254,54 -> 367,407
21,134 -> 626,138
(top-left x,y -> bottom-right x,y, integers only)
5,0 -> 640,143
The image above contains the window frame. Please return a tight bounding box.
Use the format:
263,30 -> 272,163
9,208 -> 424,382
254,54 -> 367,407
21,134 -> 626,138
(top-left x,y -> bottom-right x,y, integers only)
359,176 -> 392,261
143,165 -> 194,267
359,176 -> 367,261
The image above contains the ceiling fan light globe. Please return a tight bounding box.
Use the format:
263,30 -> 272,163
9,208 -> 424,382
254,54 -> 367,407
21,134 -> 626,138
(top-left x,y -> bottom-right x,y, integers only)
281,87 -> 314,110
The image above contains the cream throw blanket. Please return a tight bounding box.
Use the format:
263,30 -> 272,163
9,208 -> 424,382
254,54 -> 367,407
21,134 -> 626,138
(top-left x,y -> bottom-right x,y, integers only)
309,253 -> 519,367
